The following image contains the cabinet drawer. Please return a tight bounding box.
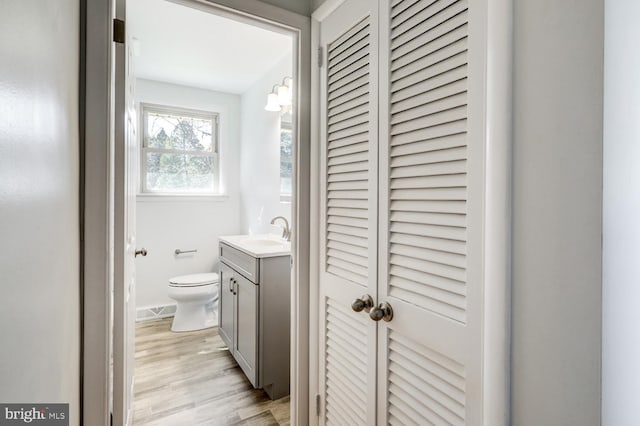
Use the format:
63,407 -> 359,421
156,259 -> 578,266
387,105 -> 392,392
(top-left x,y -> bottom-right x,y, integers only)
220,242 -> 259,283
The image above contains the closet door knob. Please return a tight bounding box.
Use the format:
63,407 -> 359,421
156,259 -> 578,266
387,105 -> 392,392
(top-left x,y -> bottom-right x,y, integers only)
135,248 -> 147,257
351,294 -> 374,313
370,302 -> 393,322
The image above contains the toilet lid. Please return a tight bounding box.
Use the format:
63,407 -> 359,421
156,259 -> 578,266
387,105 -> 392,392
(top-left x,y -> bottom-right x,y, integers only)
169,273 -> 219,287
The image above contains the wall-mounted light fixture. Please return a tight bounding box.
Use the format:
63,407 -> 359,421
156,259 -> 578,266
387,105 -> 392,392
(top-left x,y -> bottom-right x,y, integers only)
277,77 -> 292,106
265,84 -> 281,112
265,77 -> 293,112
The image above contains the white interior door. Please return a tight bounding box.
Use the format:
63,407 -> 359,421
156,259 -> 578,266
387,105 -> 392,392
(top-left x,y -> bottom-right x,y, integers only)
317,0 -> 379,424
113,0 -> 138,423
376,0 -> 487,424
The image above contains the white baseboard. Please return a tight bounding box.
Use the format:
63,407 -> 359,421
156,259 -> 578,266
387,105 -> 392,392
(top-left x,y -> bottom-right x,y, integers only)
136,304 -> 177,322
136,302 -> 219,326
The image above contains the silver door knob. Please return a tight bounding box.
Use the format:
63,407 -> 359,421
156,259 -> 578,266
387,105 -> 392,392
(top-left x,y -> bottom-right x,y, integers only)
370,302 -> 393,322
135,248 -> 147,257
351,294 -> 374,313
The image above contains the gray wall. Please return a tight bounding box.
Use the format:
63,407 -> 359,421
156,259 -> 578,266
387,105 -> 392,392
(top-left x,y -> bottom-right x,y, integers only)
512,0 -> 603,424
0,0 -> 80,424
602,0 -> 640,425
311,0 -> 326,12
259,0 -> 312,15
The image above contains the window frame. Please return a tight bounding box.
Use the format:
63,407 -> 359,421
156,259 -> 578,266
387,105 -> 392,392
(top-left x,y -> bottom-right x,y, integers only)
139,103 -> 221,196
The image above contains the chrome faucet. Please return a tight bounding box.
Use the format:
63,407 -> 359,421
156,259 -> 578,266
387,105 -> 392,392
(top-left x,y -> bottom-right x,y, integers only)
270,216 -> 291,241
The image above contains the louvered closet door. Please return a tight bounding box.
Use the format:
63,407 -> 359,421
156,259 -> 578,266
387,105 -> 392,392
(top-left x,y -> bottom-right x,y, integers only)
318,0 -> 379,424
377,0 -> 486,424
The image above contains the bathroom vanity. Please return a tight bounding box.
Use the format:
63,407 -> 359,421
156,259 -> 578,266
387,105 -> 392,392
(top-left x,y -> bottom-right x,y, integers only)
218,234 -> 291,400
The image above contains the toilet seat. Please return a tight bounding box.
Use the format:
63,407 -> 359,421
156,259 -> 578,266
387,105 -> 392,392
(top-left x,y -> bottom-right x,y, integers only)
169,272 -> 219,288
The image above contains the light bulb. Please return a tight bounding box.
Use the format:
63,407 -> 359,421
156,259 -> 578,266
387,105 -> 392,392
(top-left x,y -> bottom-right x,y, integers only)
277,85 -> 292,106
264,93 -> 281,111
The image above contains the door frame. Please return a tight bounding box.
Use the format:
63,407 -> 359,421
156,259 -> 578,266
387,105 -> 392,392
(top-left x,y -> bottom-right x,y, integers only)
82,0 -> 311,424
309,0 -> 513,424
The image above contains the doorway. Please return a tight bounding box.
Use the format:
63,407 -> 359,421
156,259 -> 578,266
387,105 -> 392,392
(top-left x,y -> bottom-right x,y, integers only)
124,0 -> 297,424
82,0 -> 311,425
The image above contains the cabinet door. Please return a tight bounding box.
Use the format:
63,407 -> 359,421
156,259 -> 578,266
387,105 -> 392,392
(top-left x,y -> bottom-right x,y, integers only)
234,273 -> 259,388
376,0 -> 487,424
317,0 -> 379,423
218,262 -> 235,351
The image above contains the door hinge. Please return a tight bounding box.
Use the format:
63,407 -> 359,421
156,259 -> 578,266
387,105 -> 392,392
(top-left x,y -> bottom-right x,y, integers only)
315,394 -> 321,416
113,18 -> 125,44
317,47 -> 323,68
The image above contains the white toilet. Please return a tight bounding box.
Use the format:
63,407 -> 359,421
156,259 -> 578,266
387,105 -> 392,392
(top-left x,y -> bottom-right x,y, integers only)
167,272 -> 219,332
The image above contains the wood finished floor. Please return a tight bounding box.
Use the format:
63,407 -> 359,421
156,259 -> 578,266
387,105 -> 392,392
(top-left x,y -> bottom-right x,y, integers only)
133,318 -> 290,426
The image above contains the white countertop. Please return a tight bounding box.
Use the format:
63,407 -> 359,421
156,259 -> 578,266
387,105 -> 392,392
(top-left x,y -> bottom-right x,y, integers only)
218,234 -> 291,258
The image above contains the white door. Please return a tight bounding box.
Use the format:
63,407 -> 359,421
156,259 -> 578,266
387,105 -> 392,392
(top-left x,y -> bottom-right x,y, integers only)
113,1 -> 139,424
376,0 -> 487,423
316,0 -> 494,424
317,0 -> 379,424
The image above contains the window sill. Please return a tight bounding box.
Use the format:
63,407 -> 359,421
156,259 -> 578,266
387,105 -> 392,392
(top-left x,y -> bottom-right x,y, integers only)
137,193 -> 229,203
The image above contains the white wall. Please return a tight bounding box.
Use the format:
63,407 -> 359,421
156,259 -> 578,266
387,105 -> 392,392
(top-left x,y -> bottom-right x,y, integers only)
240,55 -> 293,235
135,79 -> 242,309
602,1 -> 640,424
0,1 -> 80,424
511,1 -> 603,424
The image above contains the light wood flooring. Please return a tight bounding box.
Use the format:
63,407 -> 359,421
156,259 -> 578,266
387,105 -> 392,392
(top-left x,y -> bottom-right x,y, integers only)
133,317 -> 290,426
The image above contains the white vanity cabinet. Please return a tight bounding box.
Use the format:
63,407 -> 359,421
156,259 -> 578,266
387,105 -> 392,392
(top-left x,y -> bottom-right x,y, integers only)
218,238 -> 291,400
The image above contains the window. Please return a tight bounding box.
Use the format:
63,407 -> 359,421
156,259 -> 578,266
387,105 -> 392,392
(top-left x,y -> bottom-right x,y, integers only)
280,111 -> 293,201
141,104 -> 220,195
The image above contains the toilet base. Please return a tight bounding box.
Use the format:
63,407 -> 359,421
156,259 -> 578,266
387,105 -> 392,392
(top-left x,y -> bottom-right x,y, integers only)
167,280 -> 219,332
171,301 -> 217,332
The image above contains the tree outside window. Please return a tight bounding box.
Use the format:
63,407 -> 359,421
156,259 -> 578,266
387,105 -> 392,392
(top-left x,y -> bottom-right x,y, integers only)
141,104 -> 220,195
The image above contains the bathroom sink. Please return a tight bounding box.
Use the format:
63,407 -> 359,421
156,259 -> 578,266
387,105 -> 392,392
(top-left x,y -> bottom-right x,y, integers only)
218,234 -> 291,258
248,239 -> 286,247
